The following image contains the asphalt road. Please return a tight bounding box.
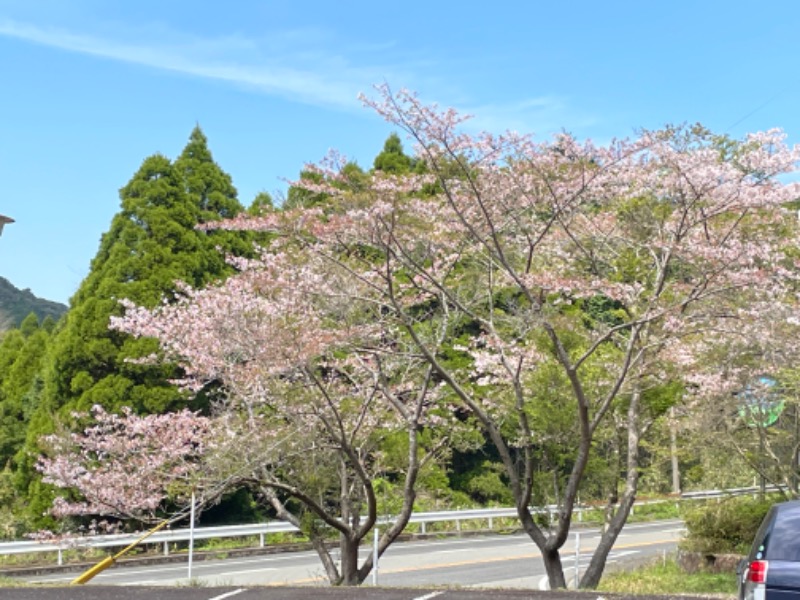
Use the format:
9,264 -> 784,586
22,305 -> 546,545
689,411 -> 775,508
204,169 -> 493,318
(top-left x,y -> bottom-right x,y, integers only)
11,520 -> 684,590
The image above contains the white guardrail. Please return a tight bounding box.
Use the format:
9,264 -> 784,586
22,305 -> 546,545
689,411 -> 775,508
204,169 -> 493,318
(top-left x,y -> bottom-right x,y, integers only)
0,485 -> 776,565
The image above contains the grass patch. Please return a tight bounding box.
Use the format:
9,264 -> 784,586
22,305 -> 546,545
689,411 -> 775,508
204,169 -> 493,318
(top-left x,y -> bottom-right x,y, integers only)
598,557 -> 737,596
0,574 -> 30,587
0,546 -> 108,568
628,500 -> 681,522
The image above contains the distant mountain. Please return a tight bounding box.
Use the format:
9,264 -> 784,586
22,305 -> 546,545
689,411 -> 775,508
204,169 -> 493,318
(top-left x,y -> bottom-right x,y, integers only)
0,277 -> 68,329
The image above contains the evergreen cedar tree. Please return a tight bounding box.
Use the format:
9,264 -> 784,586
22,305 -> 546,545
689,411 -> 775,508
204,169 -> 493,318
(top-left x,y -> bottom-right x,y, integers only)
13,127 -> 249,525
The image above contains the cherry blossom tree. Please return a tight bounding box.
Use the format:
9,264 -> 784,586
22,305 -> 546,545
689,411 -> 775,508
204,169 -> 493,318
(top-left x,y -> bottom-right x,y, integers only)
37,406 -> 210,527
102,247 -> 455,586
210,86 -> 800,587
676,284 -> 800,497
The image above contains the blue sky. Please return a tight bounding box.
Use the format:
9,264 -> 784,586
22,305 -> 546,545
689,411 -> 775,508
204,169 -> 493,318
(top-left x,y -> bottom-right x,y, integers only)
1,0 -> 799,305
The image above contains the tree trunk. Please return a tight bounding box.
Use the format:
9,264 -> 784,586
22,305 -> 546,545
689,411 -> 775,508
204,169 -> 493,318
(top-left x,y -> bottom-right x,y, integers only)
515,500 -> 566,588
338,534 -> 361,586
259,485 -> 342,584
580,390 -> 642,589
542,547 -> 567,589
309,535 -> 340,584
603,426 -> 621,533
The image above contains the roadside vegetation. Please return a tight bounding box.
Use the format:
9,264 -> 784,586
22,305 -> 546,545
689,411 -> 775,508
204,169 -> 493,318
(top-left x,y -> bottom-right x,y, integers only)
599,494 -> 781,596
0,574 -> 29,587
599,557 -> 737,596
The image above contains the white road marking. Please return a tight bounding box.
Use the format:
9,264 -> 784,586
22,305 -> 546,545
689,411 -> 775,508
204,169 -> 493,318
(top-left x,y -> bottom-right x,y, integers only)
207,590 -> 245,600
413,592 -> 444,600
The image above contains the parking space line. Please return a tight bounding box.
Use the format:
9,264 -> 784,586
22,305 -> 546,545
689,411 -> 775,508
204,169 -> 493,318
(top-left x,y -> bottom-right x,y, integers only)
207,590 -> 245,600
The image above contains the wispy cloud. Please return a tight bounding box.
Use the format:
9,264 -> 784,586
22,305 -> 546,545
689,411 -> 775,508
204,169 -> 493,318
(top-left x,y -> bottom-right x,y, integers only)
0,17 -> 597,138
463,96 -> 598,139
0,18 -> 397,109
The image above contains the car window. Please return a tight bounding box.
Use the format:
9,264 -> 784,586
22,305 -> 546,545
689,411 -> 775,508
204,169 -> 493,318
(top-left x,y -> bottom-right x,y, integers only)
765,508 -> 800,561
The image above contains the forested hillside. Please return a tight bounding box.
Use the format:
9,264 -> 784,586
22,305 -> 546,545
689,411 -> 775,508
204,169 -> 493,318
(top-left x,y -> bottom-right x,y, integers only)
0,277 -> 67,329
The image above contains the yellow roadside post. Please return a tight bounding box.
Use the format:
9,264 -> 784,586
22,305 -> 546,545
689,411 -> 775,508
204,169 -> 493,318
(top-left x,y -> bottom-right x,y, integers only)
70,519 -> 171,585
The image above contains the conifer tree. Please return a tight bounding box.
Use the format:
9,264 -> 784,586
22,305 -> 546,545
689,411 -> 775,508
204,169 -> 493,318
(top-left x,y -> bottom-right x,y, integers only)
373,133 -> 413,174
0,315 -> 51,468
248,191 -> 274,215
16,129 -> 246,522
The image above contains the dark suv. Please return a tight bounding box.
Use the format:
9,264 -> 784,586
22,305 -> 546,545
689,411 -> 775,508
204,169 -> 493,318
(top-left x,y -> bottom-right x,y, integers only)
740,500 -> 800,600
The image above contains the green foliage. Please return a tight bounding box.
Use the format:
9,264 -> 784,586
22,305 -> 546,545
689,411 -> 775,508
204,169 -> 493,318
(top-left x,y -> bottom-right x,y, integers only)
248,191 -> 274,215
682,496 -> 775,554
579,295 -> 626,329
339,162 -> 370,195
373,133 -> 413,174
283,170 -> 329,210
599,557 -> 737,595
44,129 -> 245,413
642,380 -> 683,417
176,126 -> 242,221
201,489 -> 266,525
0,320 -> 50,467
283,162 -> 369,211
463,461 -> 514,505
0,466 -> 34,538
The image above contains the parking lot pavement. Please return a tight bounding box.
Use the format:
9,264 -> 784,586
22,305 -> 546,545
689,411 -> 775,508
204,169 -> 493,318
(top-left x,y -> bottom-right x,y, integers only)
0,586 -> 724,600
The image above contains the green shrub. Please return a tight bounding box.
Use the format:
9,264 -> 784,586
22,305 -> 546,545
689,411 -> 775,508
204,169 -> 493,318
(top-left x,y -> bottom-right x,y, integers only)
681,496 -> 775,554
